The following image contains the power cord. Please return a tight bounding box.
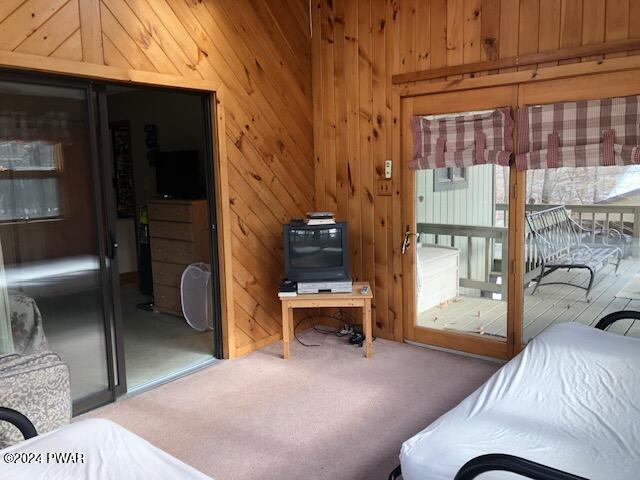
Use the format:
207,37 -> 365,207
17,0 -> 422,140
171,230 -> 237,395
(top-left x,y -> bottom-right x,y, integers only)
293,309 -> 376,347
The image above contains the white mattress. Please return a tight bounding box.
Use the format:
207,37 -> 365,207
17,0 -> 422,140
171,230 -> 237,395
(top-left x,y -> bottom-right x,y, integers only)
400,322 -> 640,480
0,418 -> 213,480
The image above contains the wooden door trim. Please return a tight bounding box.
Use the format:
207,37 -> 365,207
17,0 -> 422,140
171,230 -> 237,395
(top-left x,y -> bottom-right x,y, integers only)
392,38 -> 640,85
400,86 -> 519,360
396,65 -> 640,359
396,55 -> 640,99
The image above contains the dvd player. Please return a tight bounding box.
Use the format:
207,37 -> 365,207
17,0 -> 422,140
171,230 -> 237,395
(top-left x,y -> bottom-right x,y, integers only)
297,279 -> 353,294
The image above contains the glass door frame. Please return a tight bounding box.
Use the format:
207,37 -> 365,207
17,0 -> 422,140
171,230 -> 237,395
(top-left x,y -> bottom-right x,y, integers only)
401,85 -> 520,360
0,69 -> 121,414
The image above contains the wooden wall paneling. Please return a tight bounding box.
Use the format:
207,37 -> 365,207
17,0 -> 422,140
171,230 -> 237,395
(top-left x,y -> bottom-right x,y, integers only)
558,0 -> 583,65
14,0 -> 80,57
116,0 -> 201,79
79,0 -> 104,63
430,0 -> 448,70
537,0 -> 561,68
51,29 -> 83,61
605,0 -> 630,59
498,0 -> 519,72
481,0 -> 500,63
386,0 -> 403,341
213,1 -> 314,154
334,0 -> 349,224
346,0 -> 362,281
239,0 -> 312,108
517,0 -> 539,70
312,0 -> 325,211
463,0 -> 482,78
446,0 -> 464,78
100,5 -> 156,71
631,1 -> 640,55
358,0 -> 375,305
398,0 -> 416,75
372,0 -> 389,335
101,0 -> 180,75
0,0 -> 68,51
175,0 -> 313,175
320,0 -> 338,214
415,0 -> 431,71
581,0 -> 605,61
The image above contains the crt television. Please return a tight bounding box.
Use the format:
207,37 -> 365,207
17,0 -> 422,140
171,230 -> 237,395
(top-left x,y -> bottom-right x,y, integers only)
283,222 -> 350,282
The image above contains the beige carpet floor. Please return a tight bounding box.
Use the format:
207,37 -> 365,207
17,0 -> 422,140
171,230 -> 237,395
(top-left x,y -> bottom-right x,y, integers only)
84,329 -> 499,480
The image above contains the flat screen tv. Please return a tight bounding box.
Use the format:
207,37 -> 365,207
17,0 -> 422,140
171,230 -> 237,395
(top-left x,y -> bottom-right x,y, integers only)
283,222 -> 350,282
155,150 -> 205,199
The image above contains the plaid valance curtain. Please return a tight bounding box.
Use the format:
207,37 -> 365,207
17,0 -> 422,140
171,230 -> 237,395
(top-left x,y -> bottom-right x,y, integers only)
410,108 -> 514,170
515,95 -> 640,171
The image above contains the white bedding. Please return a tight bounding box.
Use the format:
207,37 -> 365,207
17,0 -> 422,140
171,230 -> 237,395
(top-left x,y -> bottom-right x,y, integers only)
0,418 -> 213,479
400,322 -> 640,480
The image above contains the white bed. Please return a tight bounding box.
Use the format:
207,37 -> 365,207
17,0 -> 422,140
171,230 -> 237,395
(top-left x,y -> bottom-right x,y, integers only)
399,322 -> 640,480
0,418 -> 213,480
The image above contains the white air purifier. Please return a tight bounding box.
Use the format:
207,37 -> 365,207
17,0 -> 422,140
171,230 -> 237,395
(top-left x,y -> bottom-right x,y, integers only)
180,263 -> 214,331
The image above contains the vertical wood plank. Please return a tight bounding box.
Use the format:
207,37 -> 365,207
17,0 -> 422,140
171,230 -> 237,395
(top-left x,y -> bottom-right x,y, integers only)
518,0 -> 540,71
430,0 -> 448,70
312,0 -> 325,210
480,0 -> 500,63
537,0 -> 561,67
559,0 -> 583,65
334,0 -> 349,223
415,0 -> 430,71
372,0 -> 388,336
321,0 -> 338,214
446,0 -> 464,78
499,0 -> 519,72
79,0 -> 104,63
358,0 -> 375,288
463,0 -> 481,77
581,0 -> 605,61
605,0 -> 630,59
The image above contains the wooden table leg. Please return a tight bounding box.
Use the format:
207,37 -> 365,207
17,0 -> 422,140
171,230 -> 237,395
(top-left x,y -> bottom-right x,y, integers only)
282,301 -> 291,359
363,298 -> 372,358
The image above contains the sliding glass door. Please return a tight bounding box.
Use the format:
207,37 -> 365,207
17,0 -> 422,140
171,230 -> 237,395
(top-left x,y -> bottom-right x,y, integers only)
0,74 -> 117,412
402,86 -> 518,360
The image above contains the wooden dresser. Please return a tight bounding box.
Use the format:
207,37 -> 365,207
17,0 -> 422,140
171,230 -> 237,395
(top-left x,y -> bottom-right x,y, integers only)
148,199 -> 211,316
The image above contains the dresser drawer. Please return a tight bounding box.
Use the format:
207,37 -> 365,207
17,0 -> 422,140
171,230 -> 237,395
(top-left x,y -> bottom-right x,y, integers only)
154,284 -> 182,314
150,238 -> 194,264
149,221 -> 194,242
152,261 -> 185,288
148,202 -> 192,222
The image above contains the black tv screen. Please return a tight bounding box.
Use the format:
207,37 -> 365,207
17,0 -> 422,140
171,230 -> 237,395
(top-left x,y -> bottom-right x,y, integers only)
155,150 -> 204,198
283,222 -> 350,282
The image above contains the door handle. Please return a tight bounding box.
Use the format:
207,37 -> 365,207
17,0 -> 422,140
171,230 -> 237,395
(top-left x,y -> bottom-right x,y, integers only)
107,230 -> 118,260
401,225 -> 415,255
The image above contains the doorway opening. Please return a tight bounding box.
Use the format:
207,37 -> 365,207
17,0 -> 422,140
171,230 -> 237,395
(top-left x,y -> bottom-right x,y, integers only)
103,85 -> 219,392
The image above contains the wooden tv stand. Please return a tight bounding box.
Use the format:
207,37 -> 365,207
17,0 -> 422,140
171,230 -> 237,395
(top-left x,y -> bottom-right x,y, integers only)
279,282 -> 373,359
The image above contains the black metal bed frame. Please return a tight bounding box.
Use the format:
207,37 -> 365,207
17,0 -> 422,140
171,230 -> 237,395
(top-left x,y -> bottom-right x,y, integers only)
387,310 -> 640,480
0,407 -> 37,441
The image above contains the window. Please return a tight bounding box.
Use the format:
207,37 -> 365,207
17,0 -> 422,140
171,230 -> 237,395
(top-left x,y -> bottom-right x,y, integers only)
0,141 -> 63,222
434,167 -> 467,191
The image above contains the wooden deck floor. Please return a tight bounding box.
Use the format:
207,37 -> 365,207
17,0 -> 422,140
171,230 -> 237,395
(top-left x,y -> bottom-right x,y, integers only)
416,257 -> 640,342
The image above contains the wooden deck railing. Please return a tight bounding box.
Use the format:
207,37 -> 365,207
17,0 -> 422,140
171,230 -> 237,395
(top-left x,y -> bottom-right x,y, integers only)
496,203 -> 640,257
416,223 -> 508,297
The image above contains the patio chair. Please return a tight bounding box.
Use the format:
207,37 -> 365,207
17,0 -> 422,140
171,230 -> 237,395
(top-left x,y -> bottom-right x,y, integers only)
525,206 -> 622,301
